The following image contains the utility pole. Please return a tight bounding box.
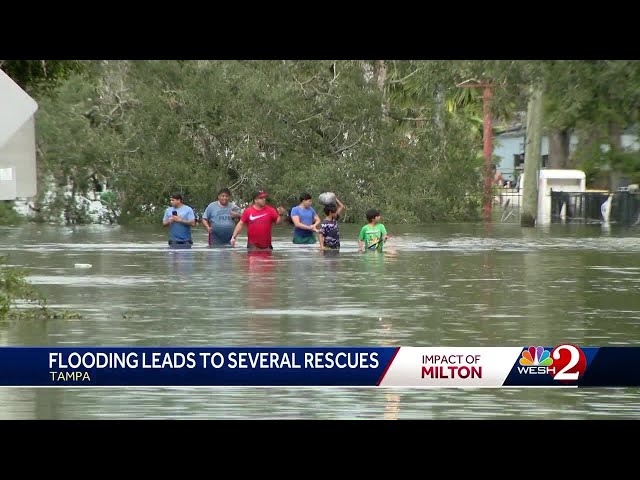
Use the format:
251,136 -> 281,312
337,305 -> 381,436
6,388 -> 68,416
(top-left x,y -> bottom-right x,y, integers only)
457,79 -> 494,223
521,87 -> 544,227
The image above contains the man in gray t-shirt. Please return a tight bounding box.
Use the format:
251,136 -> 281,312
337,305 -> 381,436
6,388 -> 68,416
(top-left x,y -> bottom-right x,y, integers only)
202,188 -> 243,246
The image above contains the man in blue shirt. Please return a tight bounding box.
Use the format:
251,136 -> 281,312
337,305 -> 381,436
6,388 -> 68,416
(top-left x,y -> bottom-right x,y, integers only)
162,193 -> 196,248
201,187 -> 243,246
290,192 -> 320,244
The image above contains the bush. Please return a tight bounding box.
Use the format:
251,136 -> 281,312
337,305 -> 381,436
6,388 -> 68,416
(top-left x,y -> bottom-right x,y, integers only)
0,256 -> 80,321
0,201 -> 24,225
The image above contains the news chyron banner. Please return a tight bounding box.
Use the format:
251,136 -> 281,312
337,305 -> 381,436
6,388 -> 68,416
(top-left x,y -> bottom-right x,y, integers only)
0,345 -> 639,387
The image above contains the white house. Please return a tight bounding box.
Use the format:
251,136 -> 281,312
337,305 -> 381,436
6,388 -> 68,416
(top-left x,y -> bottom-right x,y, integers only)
0,69 -> 38,201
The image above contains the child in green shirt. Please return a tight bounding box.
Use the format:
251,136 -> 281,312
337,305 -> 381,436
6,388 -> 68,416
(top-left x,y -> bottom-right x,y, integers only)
358,209 -> 388,252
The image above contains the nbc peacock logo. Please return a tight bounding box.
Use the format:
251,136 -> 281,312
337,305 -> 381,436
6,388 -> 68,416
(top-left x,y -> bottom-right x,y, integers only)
517,346 -> 556,375
520,346 -> 553,366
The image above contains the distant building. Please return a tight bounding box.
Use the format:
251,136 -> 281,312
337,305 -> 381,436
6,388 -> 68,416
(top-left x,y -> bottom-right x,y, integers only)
493,125 -> 640,184
494,126 -> 545,182
0,69 -> 38,200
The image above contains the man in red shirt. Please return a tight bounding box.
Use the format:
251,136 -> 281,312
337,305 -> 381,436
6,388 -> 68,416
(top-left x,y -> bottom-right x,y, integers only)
230,190 -> 288,250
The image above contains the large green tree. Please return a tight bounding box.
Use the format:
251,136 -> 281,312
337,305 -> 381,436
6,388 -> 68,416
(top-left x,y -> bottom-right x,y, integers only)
542,60 -> 640,186
33,60 -> 489,224
28,60 -> 640,225
0,60 -> 86,96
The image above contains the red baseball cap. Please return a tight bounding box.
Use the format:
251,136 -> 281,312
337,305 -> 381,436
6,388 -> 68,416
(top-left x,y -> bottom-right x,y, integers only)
254,190 -> 268,199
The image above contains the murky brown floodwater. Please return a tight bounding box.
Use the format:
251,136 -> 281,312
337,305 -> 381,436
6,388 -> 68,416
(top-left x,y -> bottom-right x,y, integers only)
1,222 -> 640,419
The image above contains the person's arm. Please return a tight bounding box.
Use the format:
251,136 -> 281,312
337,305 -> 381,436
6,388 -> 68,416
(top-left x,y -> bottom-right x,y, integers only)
318,224 -> 326,249
336,198 -> 345,217
312,209 -> 321,230
230,220 -> 246,246
290,207 -> 315,231
173,209 -> 196,226
275,206 -> 288,225
162,210 -> 173,227
380,224 -> 389,243
290,215 -> 312,229
201,205 -> 212,231
231,203 -> 243,219
358,226 -> 366,251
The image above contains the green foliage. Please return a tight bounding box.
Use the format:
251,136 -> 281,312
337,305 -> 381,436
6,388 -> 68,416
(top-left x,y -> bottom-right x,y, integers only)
576,140 -> 640,187
34,60 -> 489,225
0,202 -> 24,225
0,60 -> 87,97
543,61 -> 640,131
29,60 -> 640,225
612,151 -> 640,184
542,61 -> 640,182
0,256 -> 80,321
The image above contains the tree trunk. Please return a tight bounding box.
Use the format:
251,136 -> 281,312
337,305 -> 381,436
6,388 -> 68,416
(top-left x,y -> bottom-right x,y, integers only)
572,126 -> 598,172
521,87 -> 544,227
548,129 -> 570,168
608,122 -> 623,191
565,129 -> 578,169
373,60 -> 389,121
434,85 -> 444,131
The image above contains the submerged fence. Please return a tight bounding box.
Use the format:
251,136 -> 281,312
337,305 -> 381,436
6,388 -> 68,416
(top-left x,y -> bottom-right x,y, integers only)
550,190 -> 640,225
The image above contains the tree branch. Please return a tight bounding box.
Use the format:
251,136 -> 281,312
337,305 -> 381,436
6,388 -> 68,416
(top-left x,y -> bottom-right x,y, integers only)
389,68 -> 420,85
312,86 -> 340,99
329,127 -> 343,146
293,74 -> 318,95
332,135 -> 363,155
329,63 -> 339,84
229,176 -> 245,191
297,112 -> 323,124
293,74 -> 318,86
385,112 -> 429,122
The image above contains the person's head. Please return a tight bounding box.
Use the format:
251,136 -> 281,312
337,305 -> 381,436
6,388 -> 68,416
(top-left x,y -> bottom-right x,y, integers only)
324,204 -> 338,219
366,208 -> 381,224
253,190 -> 269,207
170,193 -> 184,208
299,192 -> 313,208
217,187 -> 231,205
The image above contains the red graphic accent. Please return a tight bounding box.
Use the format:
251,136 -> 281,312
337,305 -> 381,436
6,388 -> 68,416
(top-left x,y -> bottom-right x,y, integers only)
550,344 -> 587,382
376,347 -> 401,386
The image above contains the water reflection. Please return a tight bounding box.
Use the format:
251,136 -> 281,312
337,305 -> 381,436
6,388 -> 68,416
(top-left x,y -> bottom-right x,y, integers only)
168,249 -> 195,277
376,294 -> 402,421
244,250 -> 277,311
287,251 -> 319,313
383,392 -> 401,420
202,248 -> 243,276
361,250 -> 386,274
317,249 -> 340,293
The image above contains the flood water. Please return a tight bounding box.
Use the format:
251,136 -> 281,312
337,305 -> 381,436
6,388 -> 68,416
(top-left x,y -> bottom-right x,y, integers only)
1,221 -> 640,419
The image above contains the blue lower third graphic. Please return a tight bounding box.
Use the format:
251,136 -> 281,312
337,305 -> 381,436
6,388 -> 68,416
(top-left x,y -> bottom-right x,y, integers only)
1,346 -> 639,387
0,347 -> 398,387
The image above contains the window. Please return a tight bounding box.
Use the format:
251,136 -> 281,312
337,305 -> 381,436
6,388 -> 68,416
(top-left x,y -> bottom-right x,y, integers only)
513,153 -> 549,168
514,153 -> 524,168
